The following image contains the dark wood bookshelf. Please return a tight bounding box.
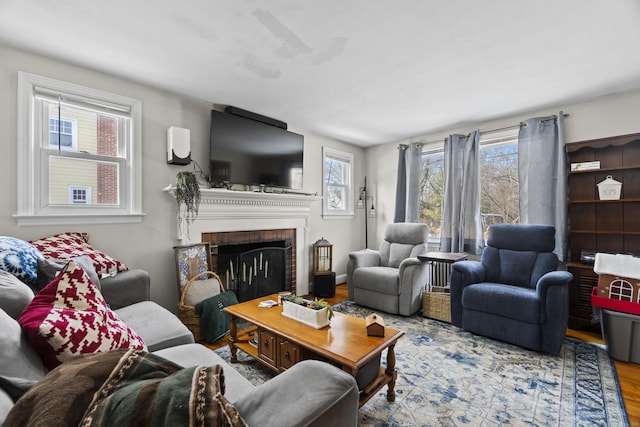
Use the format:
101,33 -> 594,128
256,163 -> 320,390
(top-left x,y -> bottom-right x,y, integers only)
566,132 -> 640,329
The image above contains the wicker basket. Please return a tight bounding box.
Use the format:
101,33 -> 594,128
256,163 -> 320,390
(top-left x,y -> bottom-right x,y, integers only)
422,286 -> 451,323
178,271 -> 224,342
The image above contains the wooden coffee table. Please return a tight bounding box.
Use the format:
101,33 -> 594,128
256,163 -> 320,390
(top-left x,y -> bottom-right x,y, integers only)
224,294 -> 405,407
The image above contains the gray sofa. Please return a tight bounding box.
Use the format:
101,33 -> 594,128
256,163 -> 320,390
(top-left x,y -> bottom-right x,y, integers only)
1,268 -> 359,426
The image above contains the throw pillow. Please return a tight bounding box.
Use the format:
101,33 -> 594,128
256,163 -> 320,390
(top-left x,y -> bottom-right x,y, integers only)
184,276 -> 222,307
0,270 -> 34,319
35,255 -> 101,293
19,260 -> 145,370
0,236 -> 43,288
29,232 -> 128,276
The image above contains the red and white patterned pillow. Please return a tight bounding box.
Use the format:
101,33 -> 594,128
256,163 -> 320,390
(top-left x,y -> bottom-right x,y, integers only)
19,260 -> 145,370
30,232 -> 128,276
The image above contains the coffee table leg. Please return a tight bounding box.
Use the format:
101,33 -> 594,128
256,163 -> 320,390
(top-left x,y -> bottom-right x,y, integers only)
229,315 -> 238,363
386,343 -> 398,402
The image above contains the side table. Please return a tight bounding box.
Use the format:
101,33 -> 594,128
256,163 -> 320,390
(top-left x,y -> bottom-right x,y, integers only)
418,252 -> 467,323
417,252 -> 467,289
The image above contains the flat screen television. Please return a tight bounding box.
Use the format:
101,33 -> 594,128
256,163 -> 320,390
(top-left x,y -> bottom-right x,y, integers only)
209,110 -> 304,190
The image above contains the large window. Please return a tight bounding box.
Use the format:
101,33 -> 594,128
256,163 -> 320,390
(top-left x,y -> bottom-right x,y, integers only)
16,72 -> 143,225
419,130 -> 519,244
323,147 -> 354,217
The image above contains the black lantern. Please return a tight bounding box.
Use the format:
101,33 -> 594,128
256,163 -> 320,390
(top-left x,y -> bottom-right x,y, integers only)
312,237 -> 333,273
312,237 -> 335,298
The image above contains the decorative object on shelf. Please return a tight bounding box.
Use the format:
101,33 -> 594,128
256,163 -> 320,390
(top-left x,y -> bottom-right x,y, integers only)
357,176 -> 376,248
597,175 -> 622,200
282,295 -> 333,329
175,171 -> 201,238
366,313 -> 385,337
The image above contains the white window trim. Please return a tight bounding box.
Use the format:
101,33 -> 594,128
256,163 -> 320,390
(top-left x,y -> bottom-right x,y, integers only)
15,72 -> 144,225
322,146 -> 355,218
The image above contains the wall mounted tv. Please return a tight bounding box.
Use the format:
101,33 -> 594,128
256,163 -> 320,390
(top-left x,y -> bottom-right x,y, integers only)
209,109 -> 304,190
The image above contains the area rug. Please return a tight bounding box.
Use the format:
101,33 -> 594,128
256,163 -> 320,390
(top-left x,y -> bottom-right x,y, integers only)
214,301 -> 629,427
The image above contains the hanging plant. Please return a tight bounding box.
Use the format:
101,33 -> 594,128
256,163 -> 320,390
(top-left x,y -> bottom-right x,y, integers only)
175,171 -> 201,226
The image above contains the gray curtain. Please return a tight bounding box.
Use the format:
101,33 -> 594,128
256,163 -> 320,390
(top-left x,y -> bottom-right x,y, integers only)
518,112 -> 567,261
439,131 -> 483,254
394,143 -> 422,223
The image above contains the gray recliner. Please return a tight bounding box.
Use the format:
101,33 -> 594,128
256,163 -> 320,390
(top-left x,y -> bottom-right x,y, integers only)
347,223 -> 429,316
450,224 -> 573,355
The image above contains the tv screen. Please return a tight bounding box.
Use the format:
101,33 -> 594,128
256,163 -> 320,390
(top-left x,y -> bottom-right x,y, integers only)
209,110 -> 304,190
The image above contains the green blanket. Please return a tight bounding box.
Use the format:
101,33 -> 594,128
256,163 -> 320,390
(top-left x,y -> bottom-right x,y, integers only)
4,349 -> 246,427
195,291 -> 239,343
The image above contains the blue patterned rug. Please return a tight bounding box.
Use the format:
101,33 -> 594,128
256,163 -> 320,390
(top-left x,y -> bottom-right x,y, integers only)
214,301 -> 628,426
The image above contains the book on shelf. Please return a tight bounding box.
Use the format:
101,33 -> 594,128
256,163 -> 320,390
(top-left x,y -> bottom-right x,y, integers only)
570,161 -> 600,171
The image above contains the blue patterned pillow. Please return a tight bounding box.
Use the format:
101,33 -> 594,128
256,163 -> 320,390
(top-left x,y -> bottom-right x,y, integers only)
0,237 -> 43,287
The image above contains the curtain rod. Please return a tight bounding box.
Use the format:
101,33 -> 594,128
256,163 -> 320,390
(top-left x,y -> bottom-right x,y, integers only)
400,113 -> 570,148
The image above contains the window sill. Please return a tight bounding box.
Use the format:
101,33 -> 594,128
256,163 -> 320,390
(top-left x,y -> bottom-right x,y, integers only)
321,214 -> 355,220
14,213 -> 145,226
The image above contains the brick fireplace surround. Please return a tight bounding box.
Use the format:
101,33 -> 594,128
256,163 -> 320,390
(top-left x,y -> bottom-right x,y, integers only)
168,187 -> 318,296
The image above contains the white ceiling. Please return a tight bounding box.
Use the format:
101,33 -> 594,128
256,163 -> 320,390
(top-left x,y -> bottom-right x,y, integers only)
2,1 -> 640,147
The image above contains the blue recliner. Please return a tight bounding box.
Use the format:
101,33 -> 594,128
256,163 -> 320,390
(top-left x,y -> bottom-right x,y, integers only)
450,224 -> 573,355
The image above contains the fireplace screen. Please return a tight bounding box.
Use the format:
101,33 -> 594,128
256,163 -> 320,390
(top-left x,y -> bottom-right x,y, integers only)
218,243 -> 291,302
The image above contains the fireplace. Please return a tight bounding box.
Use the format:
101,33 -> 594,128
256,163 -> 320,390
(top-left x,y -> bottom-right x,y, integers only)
167,187 -> 318,296
202,229 -> 296,302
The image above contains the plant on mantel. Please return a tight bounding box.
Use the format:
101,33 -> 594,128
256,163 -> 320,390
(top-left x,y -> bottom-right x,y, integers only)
283,295 -> 334,320
174,171 -> 200,239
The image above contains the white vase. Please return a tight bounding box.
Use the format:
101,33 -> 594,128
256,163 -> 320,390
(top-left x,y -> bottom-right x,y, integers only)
282,300 -> 330,329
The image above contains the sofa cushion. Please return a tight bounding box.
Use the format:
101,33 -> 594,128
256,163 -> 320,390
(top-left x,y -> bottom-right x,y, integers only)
353,266 -> 399,295
153,343 -> 255,404
30,232 -> 128,276
115,301 -> 194,351
462,282 -> 542,324
0,270 -> 34,319
19,260 -> 145,370
0,236 -> 43,288
0,308 -> 47,381
0,387 -> 12,427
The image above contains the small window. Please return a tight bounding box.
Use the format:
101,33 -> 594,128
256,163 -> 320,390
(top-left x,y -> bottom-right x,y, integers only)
68,186 -> 91,204
49,117 -> 77,150
323,147 -> 354,217
609,279 -> 633,302
16,72 -> 143,225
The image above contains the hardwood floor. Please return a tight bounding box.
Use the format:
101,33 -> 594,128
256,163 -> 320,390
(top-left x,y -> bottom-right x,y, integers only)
207,284 -> 640,425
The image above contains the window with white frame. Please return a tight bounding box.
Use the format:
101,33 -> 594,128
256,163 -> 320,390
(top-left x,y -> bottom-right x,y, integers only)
68,186 -> 91,204
16,72 -> 143,225
419,129 -> 520,244
49,117 -> 77,150
323,147 -> 354,217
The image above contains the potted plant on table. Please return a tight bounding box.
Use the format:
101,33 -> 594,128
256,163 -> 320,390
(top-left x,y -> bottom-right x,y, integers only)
281,295 -> 334,329
175,171 -> 200,239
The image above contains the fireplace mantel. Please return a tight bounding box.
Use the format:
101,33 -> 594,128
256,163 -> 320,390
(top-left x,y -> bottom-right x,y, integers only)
165,187 -> 320,295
